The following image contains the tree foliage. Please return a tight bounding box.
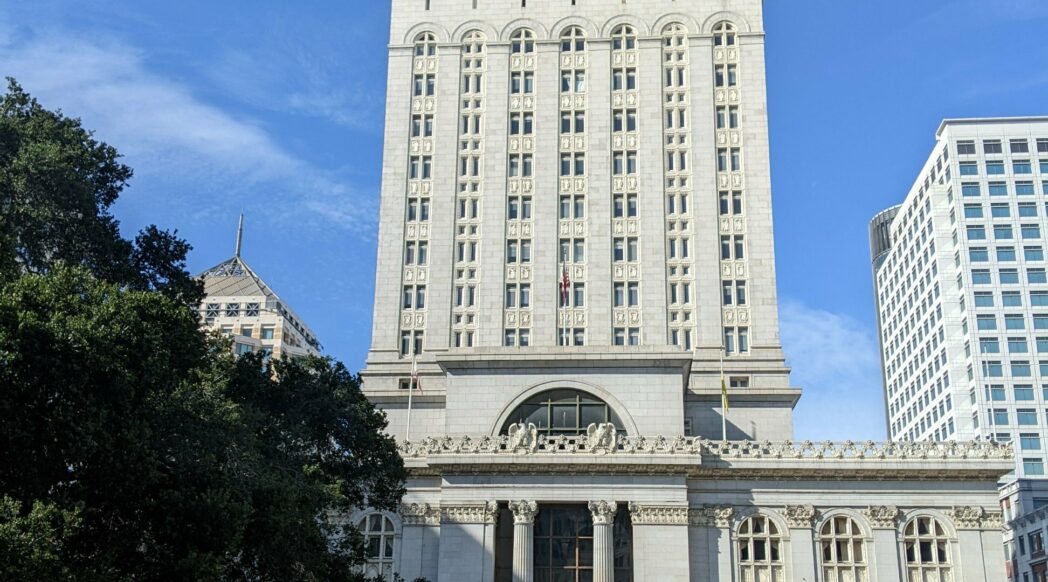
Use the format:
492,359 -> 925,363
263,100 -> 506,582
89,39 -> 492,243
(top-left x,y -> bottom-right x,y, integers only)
0,78 -> 201,304
0,80 -> 406,580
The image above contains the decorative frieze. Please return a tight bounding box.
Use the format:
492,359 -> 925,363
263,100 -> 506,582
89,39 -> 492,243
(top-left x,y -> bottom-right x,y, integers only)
862,505 -> 900,529
509,500 -> 539,525
399,502 -> 440,526
784,504 -> 818,529
688,505 -> 734,528
948,506 -> 985,530
589,501 -> 618,525
628,503 -> 689,526
441,501 -> 499,524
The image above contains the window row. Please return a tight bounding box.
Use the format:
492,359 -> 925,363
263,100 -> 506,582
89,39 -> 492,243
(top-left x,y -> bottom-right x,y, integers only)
204,302 -> 262,318
962,201 -> 1040,218
969,268 -> 1047,285
966,223 -> 1042,240
972,290 -> 1048,308
977,337 -> 1048,354
960,180 -> 1046,196
976,361 -> 1048,379
957,138 -> 1048,155
967,246 -> 1044,262
973,313 -> 1048,331
958,160 -> 1042,176
982,383 -> 1048,401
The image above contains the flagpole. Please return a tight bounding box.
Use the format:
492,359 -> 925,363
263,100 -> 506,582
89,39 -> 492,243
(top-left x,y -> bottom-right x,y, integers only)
406,355 -> 416,442
721,349 -> 728,442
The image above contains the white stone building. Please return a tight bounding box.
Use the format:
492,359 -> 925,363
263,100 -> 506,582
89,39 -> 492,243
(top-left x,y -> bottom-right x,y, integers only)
354,2 -> 1015,581
871,118 -> 1048,582
198,220 -> 321,359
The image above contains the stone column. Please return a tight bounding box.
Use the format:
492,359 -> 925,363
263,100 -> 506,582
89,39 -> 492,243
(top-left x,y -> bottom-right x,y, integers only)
437,502 -> 499,582
630,503 -> 690,581
509,501 -> 538,582
398,503 -> 441,582
589,501 -> 618,582
949,506 -> 1007,582
862,505 -> 902,582
689,504 -> 734,582
784,505 -> 818,582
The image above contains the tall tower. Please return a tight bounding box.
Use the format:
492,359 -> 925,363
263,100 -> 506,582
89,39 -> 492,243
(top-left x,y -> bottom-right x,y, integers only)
363,0 -> 798,441
871,118 -> 1048,463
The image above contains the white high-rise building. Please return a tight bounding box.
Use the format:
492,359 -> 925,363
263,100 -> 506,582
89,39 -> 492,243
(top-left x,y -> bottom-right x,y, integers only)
871,118 -> 1048,464
351,3 -> 1013,581
871,118 -> 1048,582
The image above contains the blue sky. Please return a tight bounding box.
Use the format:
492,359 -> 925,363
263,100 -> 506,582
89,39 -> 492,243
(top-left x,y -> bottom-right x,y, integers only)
3,0 -> 1047,441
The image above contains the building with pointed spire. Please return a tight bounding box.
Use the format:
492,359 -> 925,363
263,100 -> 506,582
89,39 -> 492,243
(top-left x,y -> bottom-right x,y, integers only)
197,216 -> 321,359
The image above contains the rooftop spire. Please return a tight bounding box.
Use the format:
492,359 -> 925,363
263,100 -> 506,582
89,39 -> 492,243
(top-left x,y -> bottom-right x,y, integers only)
235,214 -> 244,258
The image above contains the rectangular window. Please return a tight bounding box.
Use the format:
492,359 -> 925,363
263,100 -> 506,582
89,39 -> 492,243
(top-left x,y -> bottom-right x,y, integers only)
1013,361 -> 1033,376
974,292 -> 994,307
1018,409 -> 1038,426
1019,203 -> 1038,217
1015,160 -> 1033,174
1032,292 -> 1048,306
1001,269 -> 1020,284
989,182 -> 1008,196
997,247 -> 1016,262
1003,291 -> 1023,307
1031,269 -> 1048,284
1024,225 -> 1042,239
966,225 -> 986,240
969,247 -> 989,262
1025,459 -> 1046,476
961,182 -> 980,196
1010,337 -> 1030,353
995,224 -> 1014,239
963,204 -> 983,218
1017,181 -> 1036,196
959,162 -> 978,176
987,161 -> 1005,175
1006,314 -> 1026,330
984,140 -> 1003,154
1012,139 -> 1030,153
957,141 -> 976,155
977,314 -> 997,330
991,203 -> 1010,218
972,269 -> 991,284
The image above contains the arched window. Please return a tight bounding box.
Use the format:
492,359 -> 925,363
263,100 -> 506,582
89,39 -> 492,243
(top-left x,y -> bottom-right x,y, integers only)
414,32 -> 438,57
561,26 -> 586,52
737,515 -> 785,582
462,30 -> 486,54
611,25 -> 637,51
358,513 -> 396,581
663,23 -> 688,48
713,22 -> 737,47
904,516 -> 952,581
511,29 -> 535,54
500,389 -> 623,436
819,516 -> 868,582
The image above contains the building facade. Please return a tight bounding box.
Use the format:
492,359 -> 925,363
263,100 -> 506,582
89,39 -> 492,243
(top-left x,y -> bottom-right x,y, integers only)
871,118 -> 1048,582
198,225 -> 321,359
356,2 -> 1015,581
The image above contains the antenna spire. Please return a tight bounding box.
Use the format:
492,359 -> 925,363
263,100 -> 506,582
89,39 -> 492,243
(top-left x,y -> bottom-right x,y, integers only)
235,214 -> 244,257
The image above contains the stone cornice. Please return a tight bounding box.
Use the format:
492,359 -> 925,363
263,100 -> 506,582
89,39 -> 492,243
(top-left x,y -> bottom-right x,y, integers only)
399,502 -> 441,526
628,503 -> 689,526
589,501 -> 618,525
1007,504 -> 1048,531
441,502 -> 499,525
399,436 -> 1013,481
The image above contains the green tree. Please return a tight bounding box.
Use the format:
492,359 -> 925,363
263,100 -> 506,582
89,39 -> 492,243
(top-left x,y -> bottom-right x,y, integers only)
0,78 -> 201,304
0,267 -> 406,580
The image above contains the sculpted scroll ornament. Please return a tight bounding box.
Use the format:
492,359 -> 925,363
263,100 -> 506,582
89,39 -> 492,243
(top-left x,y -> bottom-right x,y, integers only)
948,506 -> 985,529
399,502 -> 440,526
441,501 -> 499,524
507,423 -> 539,454
861,505 -> 900,528
586,423 -> 616,454
509,500 -> 539,525
784,504 -> 818,528
589,501 -> 618,525
627,503 -> 689,525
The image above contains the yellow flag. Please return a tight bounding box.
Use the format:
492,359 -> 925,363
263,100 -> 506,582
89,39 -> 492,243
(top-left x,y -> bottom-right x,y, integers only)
721,374 -> 730,411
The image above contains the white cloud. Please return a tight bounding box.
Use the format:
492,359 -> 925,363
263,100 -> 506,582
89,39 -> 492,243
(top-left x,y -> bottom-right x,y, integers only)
0,27 -> 376,235
780,299 -> 888,442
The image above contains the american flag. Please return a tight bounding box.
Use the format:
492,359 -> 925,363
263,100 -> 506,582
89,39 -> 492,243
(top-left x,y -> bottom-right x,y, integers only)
561,264 -> 570,306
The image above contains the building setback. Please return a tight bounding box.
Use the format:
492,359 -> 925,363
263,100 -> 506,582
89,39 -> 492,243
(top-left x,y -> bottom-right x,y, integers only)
352,2 -> 1015,581
871,118 -> 1048,582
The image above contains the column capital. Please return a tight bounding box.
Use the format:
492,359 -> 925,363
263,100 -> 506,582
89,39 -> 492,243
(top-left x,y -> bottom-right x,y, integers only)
688,504 -> 735,528
441,501 -> 499,524
861,505 -> 900,529
589,500 -> 619,525
399,502 -> 441,526
509,500 -> 539,524
628,502 -> 689,526
948,506 -> 992,530
784,504 -> 818,529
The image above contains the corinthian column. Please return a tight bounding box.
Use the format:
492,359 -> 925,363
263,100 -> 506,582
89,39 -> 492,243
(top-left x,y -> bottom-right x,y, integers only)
589,501 -> 618,582
509,501 -> 539,582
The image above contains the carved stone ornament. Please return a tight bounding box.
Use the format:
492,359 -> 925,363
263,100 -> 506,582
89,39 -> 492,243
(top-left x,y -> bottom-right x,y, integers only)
588,500 -> 618,525
861,505 -> 900,529
507,423 -> 539,454
441,501 -> 499,525
688,504 -> 735,527
982,510 -> 1003,529
399,502 -> 440,526
585,423 -> 616,454
784,504 -> 818,529
948,506 -> 985,530
627,503 -> 689,526
509,500 -> 539,525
